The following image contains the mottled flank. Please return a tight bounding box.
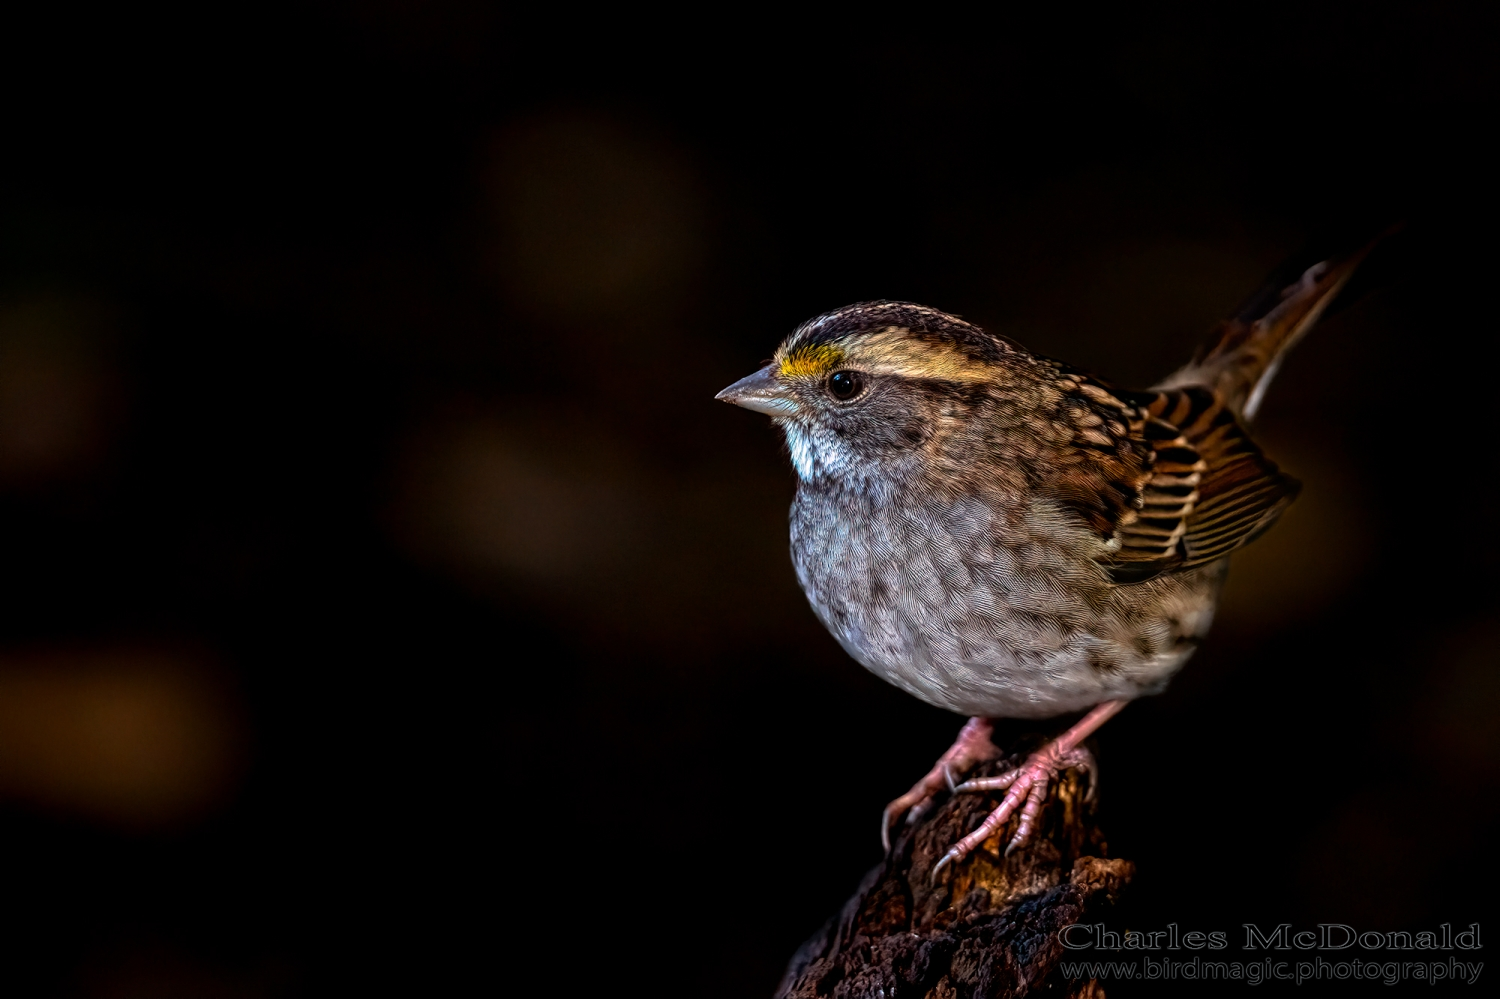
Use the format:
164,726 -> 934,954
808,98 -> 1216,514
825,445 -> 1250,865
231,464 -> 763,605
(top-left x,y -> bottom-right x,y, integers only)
791,469 -> 1228,717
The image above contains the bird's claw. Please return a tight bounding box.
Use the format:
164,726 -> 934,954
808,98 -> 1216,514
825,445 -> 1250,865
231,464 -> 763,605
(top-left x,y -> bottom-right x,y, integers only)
930,847 -> 960,884
880,717 -> 1002,854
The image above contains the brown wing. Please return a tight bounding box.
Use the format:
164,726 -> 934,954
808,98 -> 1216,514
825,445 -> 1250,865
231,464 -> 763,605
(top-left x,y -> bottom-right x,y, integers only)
1143,387 -> 1300,567
1049,377 -> 1299,583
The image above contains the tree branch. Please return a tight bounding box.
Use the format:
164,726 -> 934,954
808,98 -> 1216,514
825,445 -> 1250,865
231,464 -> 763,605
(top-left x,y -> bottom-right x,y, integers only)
776,746 -> 1132,999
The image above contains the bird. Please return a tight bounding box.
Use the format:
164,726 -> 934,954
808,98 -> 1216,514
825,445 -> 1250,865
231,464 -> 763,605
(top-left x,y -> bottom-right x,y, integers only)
716,241 -> 1375,876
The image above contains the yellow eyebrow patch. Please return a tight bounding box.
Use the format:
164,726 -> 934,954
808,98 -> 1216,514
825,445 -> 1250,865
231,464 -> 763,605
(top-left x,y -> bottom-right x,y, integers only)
779,343 -> 846,378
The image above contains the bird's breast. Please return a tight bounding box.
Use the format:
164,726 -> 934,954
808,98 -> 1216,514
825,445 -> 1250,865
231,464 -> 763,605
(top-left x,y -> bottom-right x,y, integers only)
789,482 -> 1216,718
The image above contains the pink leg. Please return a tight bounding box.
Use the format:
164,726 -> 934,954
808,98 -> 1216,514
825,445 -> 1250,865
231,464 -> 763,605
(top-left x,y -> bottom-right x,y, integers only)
882,717 -> 1002,851
932,700 -> 1128,879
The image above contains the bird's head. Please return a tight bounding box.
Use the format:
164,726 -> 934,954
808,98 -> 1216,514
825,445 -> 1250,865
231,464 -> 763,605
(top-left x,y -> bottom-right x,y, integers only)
716,302 -> 1033,483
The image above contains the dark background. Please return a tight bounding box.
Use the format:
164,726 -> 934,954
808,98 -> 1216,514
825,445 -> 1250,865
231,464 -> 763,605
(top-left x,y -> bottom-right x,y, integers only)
2,3 -> 1497,995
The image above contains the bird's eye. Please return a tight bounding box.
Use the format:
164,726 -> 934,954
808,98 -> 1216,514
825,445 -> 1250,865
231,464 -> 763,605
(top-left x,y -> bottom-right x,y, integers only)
827,370 -> 863,400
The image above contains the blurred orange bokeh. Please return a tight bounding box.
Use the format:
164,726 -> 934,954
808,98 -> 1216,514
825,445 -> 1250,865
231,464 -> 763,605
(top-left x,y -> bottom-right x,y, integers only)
0,648 -> 241,827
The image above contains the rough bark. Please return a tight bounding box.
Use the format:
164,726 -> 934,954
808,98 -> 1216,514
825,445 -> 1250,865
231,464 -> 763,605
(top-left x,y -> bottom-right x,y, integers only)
776,744 -> 1132,999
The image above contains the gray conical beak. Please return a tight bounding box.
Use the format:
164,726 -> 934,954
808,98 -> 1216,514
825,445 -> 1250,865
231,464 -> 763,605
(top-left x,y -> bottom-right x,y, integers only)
715,364 -> 800,417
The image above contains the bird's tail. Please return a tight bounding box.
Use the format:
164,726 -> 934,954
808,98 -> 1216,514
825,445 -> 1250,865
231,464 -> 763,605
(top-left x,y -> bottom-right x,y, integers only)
1156,235 -> 1387,419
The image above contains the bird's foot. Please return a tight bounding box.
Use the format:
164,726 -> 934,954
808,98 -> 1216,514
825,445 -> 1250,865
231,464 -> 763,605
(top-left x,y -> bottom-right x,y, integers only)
881,716 -> 1001,851
929,743 -> 1095,879
930,700 -> 1127,881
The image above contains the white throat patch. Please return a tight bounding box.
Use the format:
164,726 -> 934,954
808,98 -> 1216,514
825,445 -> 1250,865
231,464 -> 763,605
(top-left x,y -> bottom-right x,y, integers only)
781,421 -> 854,482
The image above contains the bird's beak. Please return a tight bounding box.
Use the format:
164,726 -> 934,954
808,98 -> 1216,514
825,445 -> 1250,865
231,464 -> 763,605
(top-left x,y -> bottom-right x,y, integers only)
715,364 -> 799,417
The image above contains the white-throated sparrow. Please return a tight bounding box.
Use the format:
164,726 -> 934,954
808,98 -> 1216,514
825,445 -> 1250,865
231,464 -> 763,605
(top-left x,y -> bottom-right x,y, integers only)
718,243 -> 1373,875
